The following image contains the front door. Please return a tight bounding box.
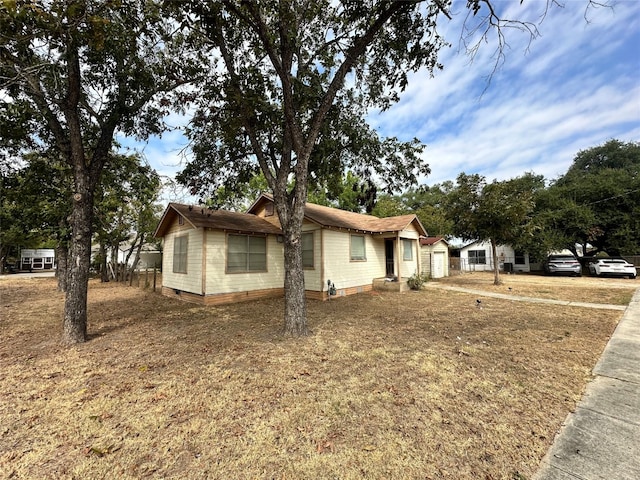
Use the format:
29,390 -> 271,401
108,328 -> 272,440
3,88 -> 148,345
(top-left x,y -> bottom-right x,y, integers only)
385,239 -> 395,277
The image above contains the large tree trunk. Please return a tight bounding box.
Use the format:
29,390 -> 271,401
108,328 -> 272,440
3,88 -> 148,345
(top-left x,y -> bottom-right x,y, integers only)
55,244 -> 69,292
491,239 -> 502,286
282,227 -> 308,336
62,188 -> 93,345
271,179 -> 309,336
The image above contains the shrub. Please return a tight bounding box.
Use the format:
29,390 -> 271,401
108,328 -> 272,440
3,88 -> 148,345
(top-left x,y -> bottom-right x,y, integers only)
407,271 -> 429,290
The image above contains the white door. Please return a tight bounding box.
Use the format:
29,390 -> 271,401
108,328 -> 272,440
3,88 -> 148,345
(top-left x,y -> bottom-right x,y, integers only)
432,252 -> 445,278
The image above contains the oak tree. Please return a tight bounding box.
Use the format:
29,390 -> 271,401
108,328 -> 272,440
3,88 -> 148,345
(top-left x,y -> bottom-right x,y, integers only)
1,1 -> 197,344
179,0 -> 530,335
541,139 -> 640,257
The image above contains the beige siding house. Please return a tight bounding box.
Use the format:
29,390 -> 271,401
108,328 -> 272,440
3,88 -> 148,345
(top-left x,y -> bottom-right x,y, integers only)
154,194 -> 427,305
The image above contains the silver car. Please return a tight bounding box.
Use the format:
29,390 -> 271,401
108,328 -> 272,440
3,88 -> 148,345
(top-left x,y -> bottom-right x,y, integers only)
543,255 -> 582,276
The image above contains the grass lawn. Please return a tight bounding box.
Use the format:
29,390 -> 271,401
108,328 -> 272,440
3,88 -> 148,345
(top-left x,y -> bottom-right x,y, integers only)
0,273 -> 632,479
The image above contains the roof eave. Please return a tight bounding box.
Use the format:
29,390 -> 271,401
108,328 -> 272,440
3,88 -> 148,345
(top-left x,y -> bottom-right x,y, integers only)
154,203 -> 198,238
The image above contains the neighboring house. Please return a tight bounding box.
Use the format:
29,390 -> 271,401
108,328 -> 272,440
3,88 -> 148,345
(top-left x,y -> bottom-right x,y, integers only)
153,194 -> 427,305
112,243 -> 162,270
137,249 -> 163,270
20,248 -> 56,271
419,236 -> 450,278
459,240 -> 530,273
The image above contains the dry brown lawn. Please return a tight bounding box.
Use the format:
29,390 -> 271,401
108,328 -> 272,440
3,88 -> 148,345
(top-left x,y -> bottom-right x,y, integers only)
0,273 -> 635,480
435,271 -> 636,305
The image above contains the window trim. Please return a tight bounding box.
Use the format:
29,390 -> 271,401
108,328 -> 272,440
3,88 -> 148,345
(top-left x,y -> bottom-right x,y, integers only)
173,234 -> 189,274
265,203 -> 274,217
350,234 -> 367,262
302,231 -> 315,269
468,249 -> 487,265
402,239 -> 413,261
226,233 -> 268,273
514,251 -> 526,265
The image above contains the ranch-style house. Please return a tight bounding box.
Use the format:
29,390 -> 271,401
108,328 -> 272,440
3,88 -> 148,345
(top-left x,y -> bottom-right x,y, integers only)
154,194 -> 427,305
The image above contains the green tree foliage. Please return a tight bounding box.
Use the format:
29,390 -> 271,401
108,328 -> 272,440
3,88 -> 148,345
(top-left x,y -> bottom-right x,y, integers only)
401,184 -> 455,236
0,153 -> 72,279
371,194 -> 407,219
445,172 -> 544,284
371,183 -> 455,237
1,1 -> 197,344
177,0 -> 574,335
308,172 -> 378,213
543,140 -> 640,257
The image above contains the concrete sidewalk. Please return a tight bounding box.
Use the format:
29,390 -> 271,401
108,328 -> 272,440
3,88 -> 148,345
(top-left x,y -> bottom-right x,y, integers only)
533,287 -> 640,480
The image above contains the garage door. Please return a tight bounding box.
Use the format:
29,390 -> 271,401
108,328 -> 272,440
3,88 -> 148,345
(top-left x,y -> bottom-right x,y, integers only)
432,252 -> 445,278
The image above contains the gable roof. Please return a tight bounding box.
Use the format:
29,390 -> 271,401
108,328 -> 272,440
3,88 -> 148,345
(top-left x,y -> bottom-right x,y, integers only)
248,193 -> 427,236
420,236 -> 450,246
154,203 -> 282,238
459,240 -> 487,250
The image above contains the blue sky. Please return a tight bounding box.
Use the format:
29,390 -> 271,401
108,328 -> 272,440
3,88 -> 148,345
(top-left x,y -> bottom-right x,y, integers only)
127,0 -> 640,202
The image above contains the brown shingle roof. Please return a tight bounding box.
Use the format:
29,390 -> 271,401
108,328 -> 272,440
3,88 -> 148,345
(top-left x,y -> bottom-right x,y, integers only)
154,203 -> 282,238
303,202 -> 420,233
248,193 -> 427,235
420,236 -> 449,246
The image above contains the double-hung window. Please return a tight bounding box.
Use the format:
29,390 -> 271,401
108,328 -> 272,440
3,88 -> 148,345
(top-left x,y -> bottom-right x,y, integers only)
468,249 -> 486,265
227,234 -> 267,272
402,239 -> 413,261
173,235 -> 188,273
350,235 -> 366,261
302,232 -> 314,268
515,251 -> 526,265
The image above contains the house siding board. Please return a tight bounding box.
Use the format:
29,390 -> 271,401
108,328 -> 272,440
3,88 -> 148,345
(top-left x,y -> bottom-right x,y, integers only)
421,240 -> 449,278
400,225 -> 420,239
156,199 -> 430,305
398,237 -> 420,279
162,225 -> 203,294
204,231 -> 285,294
322,229 -> 385,291
302,225 -> 323,292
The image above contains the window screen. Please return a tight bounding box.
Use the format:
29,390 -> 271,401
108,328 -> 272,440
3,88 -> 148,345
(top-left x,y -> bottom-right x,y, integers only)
228,234 -> 267,272
351,235 -> 366,261
173,235 -> 188,273
403,239 -> 413,261
302,232 -> 314,268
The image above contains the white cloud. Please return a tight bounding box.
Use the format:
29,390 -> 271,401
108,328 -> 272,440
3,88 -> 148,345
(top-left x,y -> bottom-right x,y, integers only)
368,0 -> 640,189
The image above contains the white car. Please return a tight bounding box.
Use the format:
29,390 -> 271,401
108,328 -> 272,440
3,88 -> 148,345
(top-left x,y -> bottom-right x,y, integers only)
589,259 -> 637,279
